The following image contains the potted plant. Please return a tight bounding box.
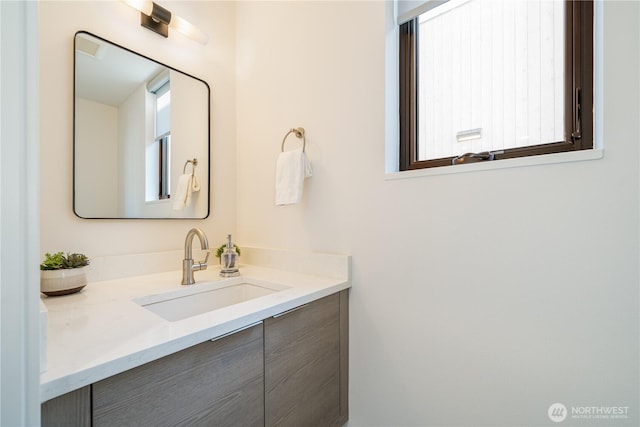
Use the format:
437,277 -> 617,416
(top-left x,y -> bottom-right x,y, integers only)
40,252 -> 90,296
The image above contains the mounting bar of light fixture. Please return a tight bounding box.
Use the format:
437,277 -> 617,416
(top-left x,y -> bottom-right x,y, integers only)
122,0 -> 209,45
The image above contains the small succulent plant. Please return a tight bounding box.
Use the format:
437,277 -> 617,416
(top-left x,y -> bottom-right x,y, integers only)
40,252 -> 90,270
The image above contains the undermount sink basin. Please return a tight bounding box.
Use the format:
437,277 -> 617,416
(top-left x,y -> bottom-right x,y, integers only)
134,280 -> 288,322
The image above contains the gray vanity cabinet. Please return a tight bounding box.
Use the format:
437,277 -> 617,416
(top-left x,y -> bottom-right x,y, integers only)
264,290 -> 349,427
92,323 -> 264,427
41,386 -> 91,427
41,289 -> 349,427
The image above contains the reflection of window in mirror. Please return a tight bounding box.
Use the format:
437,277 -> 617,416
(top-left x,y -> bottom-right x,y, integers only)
146,71 -> 171,201
155,80 -> 171,200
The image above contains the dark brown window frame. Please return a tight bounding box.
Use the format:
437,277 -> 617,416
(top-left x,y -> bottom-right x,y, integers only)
399,0 -> 594,171
157,133 -> 171,200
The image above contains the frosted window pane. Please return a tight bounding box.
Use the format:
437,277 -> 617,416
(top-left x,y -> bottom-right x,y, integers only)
417,0 -> 565,160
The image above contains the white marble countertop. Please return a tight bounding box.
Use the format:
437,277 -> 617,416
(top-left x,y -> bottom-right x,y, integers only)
40,263 -> 350,403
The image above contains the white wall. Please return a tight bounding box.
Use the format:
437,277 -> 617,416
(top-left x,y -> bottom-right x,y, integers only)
39,1 -> 237,258
118,83 -> 147,217
35,0 -> 639,425
170,70 -> 209,218
75,98 -> 118,217
236,1 -> 639,426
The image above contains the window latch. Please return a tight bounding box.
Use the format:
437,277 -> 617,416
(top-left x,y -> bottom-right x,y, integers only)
452,151 -> 496,165
571,87 -> 582,142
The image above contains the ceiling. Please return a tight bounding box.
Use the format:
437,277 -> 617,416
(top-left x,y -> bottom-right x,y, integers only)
75,33 -> 165,107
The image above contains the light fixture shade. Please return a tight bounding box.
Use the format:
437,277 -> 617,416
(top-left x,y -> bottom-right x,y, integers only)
123,0 -> 153,16
170,14 -> 209,45
122,0 -> 208,45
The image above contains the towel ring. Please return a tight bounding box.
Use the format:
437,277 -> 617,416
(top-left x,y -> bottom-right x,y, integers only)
183,158 -> 198,175
281,127 -> 306,152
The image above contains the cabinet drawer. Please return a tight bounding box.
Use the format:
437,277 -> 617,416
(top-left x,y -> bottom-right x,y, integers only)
265,293 -> 341,427
41,386 -> 91,427
93,324 -> 264,427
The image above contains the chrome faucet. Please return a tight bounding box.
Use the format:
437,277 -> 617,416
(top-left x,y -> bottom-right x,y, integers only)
181,228 -> 210,285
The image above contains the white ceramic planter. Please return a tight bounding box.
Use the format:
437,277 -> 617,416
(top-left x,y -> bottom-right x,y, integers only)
40,267 -> 88,296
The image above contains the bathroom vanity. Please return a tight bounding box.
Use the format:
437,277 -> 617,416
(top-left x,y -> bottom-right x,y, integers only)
40,249 -> 350,427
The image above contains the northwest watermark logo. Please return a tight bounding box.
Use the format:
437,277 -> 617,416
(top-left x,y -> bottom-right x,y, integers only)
548,403 -> 568,423
548,403 -> 630,423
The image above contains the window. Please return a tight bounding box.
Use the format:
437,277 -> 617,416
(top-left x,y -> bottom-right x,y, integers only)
154,80 -> 171,199
145,71 -> 171,201
399,0 -> 593,170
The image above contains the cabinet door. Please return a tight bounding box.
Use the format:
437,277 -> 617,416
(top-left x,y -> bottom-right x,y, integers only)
93,323 -> 264,427
265,292 -> 345,427
41,386 -> 91,427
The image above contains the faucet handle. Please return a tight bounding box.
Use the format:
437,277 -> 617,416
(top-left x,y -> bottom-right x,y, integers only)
201,250 -> 210,266
194,250 -> 210,271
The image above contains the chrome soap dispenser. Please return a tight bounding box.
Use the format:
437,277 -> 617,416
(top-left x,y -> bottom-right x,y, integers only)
220,234 -> 240,277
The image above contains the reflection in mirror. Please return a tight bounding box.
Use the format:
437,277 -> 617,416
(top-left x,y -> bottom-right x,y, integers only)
74,31 -> 209,219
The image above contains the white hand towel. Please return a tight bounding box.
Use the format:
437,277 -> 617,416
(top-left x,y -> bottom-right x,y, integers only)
173,174 -> 201,210
275,148 -> 312,206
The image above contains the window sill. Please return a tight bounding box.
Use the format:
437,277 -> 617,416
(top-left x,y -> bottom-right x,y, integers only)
385,148 -> 604,180
145,199 -> 171,205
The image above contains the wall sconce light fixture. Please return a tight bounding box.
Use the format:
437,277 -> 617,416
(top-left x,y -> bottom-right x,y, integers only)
123,0 -> 208,45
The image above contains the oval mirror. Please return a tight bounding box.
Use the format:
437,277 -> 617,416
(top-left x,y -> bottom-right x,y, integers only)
74,31 -> 210,219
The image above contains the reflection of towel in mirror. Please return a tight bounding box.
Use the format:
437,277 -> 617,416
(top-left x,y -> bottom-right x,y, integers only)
173,174 -> 201,210
275,148 -> 313,206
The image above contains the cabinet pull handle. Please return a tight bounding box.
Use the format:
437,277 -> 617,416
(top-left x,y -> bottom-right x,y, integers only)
273,304 -> 309,318
210,321 -> 262,342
